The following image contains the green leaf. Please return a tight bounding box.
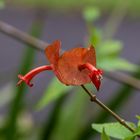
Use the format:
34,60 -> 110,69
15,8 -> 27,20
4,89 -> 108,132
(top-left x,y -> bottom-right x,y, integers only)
36,77 -> 72,110
123,126 -> 140,140
98,58 -> 138,72
136,115 -> 140,120
133,126 -> 140,136
123,128 -> 139,140
92,122 -> 133,139
123,136 -> 135,140
83,6 -> 100,22
98,40 -> 123,57
101,128 -> 111,140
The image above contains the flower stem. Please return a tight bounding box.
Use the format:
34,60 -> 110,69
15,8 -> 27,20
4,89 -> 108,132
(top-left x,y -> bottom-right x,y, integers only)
80,85 -> 139,136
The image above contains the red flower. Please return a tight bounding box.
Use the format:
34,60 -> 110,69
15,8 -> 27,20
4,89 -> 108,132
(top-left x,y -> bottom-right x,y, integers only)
17,40 -> 103,90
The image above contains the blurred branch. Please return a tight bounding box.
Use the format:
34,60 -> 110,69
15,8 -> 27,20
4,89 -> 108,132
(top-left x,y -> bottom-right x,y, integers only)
0,20 -> 47,51
105,71 -> 140,90
0,20 -> 140,90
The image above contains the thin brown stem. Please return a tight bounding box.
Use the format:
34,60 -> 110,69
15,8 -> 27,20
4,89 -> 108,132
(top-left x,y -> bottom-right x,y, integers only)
0,20 -> 140,90
81,85 -> 139,136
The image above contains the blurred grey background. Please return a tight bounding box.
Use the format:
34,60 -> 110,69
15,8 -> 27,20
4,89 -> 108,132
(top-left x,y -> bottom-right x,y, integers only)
0,2 -> 140,139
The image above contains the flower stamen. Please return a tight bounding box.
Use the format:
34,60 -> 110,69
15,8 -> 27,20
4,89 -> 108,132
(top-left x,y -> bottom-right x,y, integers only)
79,63 -> 103,90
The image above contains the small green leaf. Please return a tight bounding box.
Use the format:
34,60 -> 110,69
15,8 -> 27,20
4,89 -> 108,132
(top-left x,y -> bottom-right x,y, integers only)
136,115 -> 140,127
133,126 -> 140,136
92,122 -> 133,139
101,128 -> 111,140
36,77 -> 72,110
123,126 -> 140,140
136,115 -> 140,120
98,58 -> 138,72
83,6 -> 100,22
138,121 -> 140,127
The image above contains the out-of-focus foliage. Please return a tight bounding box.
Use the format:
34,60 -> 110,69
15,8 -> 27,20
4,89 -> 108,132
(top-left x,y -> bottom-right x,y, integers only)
11,0 -> 140,16
49,90 -> 87,140
97,40 -> 138,71
83,6 -> 100,22
136,115 -> 140,127
0,0 -> 4,9
83,6 -> 139,72
37,77 -> 72,110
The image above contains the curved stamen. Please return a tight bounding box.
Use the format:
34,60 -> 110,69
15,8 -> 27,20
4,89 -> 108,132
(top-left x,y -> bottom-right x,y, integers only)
17,65 -> 53,87
79,63 -> 103,90
79,63 -> 97,72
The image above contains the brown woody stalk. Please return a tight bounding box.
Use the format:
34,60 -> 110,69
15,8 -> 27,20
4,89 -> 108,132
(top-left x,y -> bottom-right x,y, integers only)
81,85 -> 138,135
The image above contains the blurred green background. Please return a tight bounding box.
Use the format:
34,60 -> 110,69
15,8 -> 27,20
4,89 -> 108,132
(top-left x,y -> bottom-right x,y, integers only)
0,0 -> 140,139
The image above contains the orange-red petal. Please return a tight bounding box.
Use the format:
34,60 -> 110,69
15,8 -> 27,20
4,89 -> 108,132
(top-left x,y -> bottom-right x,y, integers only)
56,46 -> 96,85
45,40 -> 61,66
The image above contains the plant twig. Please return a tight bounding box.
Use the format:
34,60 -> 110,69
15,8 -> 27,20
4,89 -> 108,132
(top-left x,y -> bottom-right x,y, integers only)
81,85 -> 138,135
0,20 -> 140,90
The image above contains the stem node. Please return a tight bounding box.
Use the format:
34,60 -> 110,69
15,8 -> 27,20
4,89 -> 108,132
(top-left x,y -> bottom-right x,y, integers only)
80,85 -> 140,138
90,95 -> 96,101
